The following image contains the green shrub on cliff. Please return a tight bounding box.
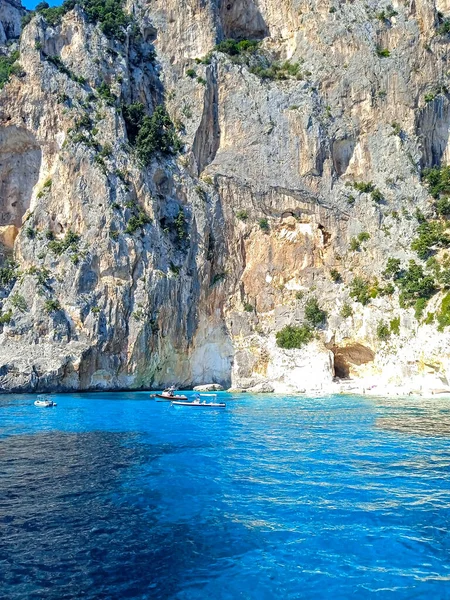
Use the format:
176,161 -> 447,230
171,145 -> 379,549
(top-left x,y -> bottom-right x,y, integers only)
349,277 -> 371,305
390,317 -> 400,335
411,221 -> 450,259
249,60 -> 303,81
352,181 -> 375,193
135,106 -> 182,164
437,292 -> 450,330
0,261 -> 19,288
44,298 -> 61,313
0,309 -> 12,325
437,18 -> 450,35
376,47 -> 390,58
125,210 -> 152,234
10,293 -> 27,313
97,81 -> 116,105
276,324 -> 312,349
341,303 -> 353,318
376,321 -> 390,340
214,39 -> 260,57
259,218 -> 269,232
397,260 -> 436,307
122,102 -> 145,144
330,269 -> 341,283
422,166 -> 450,199
383,257 -> 401,279
48,230 -> 80,255
305,297 -> 327,327
35,0 -> 132,42
0,51 -> 21,89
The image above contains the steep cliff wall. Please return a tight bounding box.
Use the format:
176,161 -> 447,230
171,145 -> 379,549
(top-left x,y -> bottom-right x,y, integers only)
1,0 -> 450,394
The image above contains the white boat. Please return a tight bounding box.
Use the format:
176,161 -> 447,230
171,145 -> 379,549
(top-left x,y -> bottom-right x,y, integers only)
34,396 -> 57,407
171,394 -> 226,409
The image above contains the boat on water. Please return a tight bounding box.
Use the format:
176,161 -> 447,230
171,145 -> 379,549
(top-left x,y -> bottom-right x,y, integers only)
153,385 -> 188,401
34,396 -> 57,407
171,393 -> 226,409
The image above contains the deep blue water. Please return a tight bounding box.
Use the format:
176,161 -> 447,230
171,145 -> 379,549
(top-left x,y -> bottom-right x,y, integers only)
2,392 -> 450,599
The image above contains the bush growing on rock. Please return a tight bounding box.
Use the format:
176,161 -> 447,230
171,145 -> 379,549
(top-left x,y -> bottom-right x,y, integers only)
437,18 -> 450,35
0,261 -> 19,288
422,166 -> 450,199
330,269 -> 341,283
10,293 -> 27,313
276,324 -> 312,349
437,292 -> 450,330
390,317 -> 400,335
236,210 -> 248,221
371,189 -> 384,204
135,106 -> 182,165
352,181 -> 375,193
350,237 -> 361,251
383,257 -> 401,279
122,102 -> 145,144
259,218 -> 269,232
97,82 -> 116,105
358,232 -> 371,242
376,47 -> 390,58
48,230 -> 80,255
34,0 -> 132,42
125,211 -> 152,234
437,197 -> 450,217
376,321 -> 390,340
341,303 -> 353,318
304,297 -> 327,327
0,51 -> 20,89
249,60 -> 303,81
44,299 -> 61,314
214,39 -> 260,57
349,277 -> 371,305
411,221 -> 450,259
397,260 -> 436,307
0,309 -> 12,325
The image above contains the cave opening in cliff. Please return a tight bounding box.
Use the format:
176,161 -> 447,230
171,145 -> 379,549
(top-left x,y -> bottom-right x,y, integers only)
331,343 -> 375,380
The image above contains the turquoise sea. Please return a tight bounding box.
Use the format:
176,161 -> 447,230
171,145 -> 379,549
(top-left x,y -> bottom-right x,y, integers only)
1,392 -> 450,599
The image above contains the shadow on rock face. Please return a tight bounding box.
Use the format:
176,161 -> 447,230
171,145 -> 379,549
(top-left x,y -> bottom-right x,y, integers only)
219,0 -> 268,40
0,126 -> 41,228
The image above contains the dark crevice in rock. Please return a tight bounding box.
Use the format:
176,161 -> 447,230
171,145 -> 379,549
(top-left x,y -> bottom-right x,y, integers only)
415,95 -> 450,168
192,63 -> 221,175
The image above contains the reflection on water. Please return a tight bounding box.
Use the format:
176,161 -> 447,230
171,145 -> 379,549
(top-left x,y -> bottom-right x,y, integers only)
375,396 -> 450,436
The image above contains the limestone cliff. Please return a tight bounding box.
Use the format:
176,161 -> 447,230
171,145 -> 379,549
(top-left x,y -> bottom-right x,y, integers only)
1,0 -> 450,394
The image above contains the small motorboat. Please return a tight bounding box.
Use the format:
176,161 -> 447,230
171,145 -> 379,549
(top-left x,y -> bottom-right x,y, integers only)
34,396 -> 57,407
171,394 -> 226,409
154,385 -> 188,401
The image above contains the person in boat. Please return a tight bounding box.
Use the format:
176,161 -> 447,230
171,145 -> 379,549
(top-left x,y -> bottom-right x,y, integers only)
164,386 -> 176,397
193,393 -> 201,404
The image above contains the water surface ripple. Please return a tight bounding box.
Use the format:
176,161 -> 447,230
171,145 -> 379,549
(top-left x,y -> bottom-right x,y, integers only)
1,393 -> 450,599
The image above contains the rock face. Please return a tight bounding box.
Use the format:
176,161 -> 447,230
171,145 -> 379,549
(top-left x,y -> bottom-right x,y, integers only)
1,0 -> 450,393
